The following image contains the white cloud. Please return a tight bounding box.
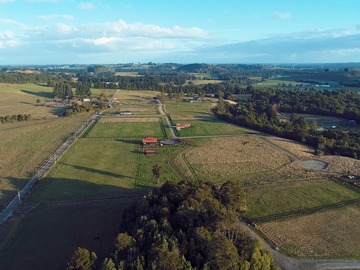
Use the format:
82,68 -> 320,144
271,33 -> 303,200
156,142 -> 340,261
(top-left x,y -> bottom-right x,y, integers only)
0,18 -> 27,29
78,2 -> 94,10
272,12 -> 292,20
37,14 -> 74,21
0,30 -> 20,48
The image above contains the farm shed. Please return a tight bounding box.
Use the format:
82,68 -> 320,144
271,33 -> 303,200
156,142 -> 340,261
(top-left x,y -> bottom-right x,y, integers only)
142,137 -> 158,145
144,149 -> 156,155
176,123 -> 191,130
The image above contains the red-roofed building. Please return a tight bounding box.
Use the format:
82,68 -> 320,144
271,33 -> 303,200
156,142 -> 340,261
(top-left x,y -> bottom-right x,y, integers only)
144,149 -> 157,155
142,137 -> 158,145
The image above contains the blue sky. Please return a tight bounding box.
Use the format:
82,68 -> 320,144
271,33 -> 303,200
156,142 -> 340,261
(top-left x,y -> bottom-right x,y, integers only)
1,0 -> 360,64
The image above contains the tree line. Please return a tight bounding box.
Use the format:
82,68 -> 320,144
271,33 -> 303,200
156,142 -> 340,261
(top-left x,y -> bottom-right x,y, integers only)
67,180 -> 278,270
213,88 -> 360,159
0,114 -> 32,124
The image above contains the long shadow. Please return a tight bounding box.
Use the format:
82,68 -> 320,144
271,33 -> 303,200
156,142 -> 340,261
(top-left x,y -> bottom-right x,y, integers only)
20,89 -> 53,98
63,163 -> 136,180
115,139 -> 140,145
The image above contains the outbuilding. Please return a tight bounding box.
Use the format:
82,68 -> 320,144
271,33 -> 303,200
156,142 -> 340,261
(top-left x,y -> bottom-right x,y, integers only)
142,137 -> 158,145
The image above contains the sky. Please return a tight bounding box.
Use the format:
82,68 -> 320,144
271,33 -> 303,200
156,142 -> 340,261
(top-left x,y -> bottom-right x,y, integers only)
1,0 -> 360,65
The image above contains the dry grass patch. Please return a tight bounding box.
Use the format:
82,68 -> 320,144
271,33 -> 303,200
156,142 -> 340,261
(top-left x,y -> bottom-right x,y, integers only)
257,204 -> 360,258
319,155 -> 360,176
184,137 -> 290,182
266,137 -> 316,160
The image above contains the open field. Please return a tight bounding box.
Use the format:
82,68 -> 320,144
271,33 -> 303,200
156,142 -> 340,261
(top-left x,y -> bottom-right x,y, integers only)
0,198 -> 138,270
0,83 -> 65,118
164,100 -> 214,116
0,113 -> 91,209
176,119 -> 259,137
85,120 -> 164,138
257,204 -> 360,258
245,179 -> 360,218
29,139 -> 140,202
181,136 -> 291,183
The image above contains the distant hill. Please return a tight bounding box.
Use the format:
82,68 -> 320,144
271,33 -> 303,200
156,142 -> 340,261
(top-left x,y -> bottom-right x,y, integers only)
177,63 -> 228,75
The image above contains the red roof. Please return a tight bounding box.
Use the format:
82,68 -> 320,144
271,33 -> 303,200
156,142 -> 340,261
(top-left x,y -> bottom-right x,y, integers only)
142,137 -> 158,144
144,149 -> 156,155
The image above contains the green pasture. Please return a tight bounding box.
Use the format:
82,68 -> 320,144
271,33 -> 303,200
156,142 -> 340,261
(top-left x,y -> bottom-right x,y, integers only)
245,179 -> 360,219
0,198 -> 137,270
30,139 -> 141,202
164,100 -> 213,116
0,113 -> 91,208
85,121 -> 164,138
177,119 -> 259,137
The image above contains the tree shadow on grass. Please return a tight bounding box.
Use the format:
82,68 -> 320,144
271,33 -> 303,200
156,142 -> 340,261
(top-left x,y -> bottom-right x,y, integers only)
64,163 -> 137,180
20,89 -> 53,98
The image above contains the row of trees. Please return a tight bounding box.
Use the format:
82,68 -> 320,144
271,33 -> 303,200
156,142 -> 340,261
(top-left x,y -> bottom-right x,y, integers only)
53,82 -> 92,98
67,180 -> 278,270
0,114 -> 31,124
214,95 -> 360,158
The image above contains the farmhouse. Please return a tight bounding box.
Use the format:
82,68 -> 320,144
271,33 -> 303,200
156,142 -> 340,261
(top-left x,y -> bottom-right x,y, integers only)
144,149 -> 156,155
142,137 -> 158,145
176,123 -> 191,130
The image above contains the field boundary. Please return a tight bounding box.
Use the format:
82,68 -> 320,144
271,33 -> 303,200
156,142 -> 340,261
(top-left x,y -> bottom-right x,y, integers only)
251,198 -> 360,224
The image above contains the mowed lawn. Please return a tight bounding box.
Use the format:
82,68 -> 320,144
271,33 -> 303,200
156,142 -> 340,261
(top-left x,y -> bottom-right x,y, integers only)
30,139 -> 141,202
85,121 -> 164,138
177,119 -> 258,137
0,198 -> 138,270
245,179 -> 360,218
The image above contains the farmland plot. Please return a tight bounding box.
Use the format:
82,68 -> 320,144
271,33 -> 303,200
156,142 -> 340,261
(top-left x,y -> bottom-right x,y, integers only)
183,136 -> 291,183
257,204 -> 360,258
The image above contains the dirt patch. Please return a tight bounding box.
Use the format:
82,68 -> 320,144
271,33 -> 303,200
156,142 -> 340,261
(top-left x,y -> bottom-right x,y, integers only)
295,160 -> 328,170
98,117 -> 159,123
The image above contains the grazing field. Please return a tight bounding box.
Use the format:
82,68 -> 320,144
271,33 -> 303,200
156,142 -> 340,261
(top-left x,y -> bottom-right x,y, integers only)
176,119 -> 258,137
245,179 -> 360,218
29,139 -> 140,202
85,120 -> 164,138
0,83 -> 64,118
182,136 -> 291,183
0,113 -> 91,209
257,204 -> 360,258
164,100 -> 213,116
0,198 -> 138,270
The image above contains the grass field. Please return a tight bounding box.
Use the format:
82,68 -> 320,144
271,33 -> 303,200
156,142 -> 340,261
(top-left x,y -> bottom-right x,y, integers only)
0,113 -> 91,209
85,120 -> 164,138
245,179 -> 360,218
181,136 -> 291,183
257,204 -> 360,258
176,119 -> 258,137
164,100 -> 214,116
0,83 -> 63,118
